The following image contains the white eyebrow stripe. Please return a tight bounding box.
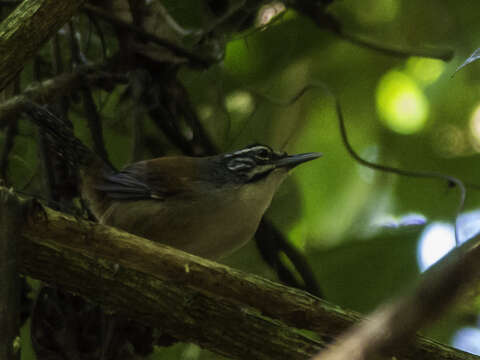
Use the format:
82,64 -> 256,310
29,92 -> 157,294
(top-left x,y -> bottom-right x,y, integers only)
231,145 -> 270,156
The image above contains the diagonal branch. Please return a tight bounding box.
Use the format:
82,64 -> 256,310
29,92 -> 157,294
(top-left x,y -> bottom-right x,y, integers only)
15,189 -> 325,360
1,186 -> 475,360
312,230 -> 480,360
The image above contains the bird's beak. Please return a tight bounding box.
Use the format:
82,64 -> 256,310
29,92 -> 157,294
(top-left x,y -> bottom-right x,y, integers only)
274,152 -> 322,169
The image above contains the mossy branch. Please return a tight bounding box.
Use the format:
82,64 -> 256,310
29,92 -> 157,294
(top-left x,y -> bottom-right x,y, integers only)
1,187 -> 475,360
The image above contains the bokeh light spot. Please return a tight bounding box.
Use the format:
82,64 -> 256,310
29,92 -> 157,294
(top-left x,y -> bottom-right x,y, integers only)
198,105 -> 213,121
417,212 -> 480,272
356,145 -> 378,183
225,91 -> 254,116
376,70 -> 429,134
452,327 -> 480,355
469,104 -> 480,146
406,57 -> 445,86
375,213 -> 426,228
256,2 -> 286,27
417,223 -> 455,272
431,124 -> 466,157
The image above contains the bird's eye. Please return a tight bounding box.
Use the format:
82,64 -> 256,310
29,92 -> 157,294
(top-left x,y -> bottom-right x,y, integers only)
255,148 -> 271,160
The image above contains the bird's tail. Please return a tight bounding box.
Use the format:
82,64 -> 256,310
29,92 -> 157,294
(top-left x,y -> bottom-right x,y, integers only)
22,101 -> 96,169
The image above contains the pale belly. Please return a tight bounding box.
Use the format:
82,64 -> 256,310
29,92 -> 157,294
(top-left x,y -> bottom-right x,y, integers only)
99,198 -> 265,260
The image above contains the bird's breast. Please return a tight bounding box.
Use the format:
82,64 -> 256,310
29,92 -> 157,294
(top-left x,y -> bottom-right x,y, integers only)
99,184 -> 277,260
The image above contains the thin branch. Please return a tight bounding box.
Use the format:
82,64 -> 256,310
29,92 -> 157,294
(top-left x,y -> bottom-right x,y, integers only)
333,97 -> 466,244
142,75 -> 196,155
83,4 -> 214,68
0,65 -> 128,126
85,11 -> 107,60
79,82 -> 111,165
290,2 -> 454,61
339,31 -> 454,62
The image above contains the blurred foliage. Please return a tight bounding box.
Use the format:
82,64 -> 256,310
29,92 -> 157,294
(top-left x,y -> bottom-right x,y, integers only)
4,0 -> 480,358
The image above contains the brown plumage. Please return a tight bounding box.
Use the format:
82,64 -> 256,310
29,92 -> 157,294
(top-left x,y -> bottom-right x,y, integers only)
25,103 -> 321,259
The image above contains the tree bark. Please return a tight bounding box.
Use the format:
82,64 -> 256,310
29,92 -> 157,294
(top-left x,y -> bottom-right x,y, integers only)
0,0 -> 85,91
2,187 -> 476,360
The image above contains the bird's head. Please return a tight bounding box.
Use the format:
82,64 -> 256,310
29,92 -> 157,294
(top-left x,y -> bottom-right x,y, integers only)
207,144 -> 322,191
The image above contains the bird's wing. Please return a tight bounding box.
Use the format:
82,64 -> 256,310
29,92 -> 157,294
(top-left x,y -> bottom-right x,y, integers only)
94,163 -> 165,200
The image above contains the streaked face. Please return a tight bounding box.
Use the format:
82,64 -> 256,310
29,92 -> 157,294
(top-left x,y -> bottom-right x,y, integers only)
221,144 -> 322,184
223,145 -> 286,183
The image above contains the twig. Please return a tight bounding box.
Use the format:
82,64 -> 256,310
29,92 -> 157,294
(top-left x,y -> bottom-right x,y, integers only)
339,31 -> 454,61
141,73 -> 196,155
0,64 -> 128,126
79,83 -> 111,165
291,2 -> 454,61
333,97 -> 466,245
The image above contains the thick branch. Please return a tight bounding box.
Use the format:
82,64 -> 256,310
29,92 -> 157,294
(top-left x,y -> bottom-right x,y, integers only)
0,0 -> 85,91
16,191 -> 325,360
4,187 -> 476,360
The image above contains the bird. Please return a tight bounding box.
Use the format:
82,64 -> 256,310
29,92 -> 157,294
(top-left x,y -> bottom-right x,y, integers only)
23,102 -> 322,260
